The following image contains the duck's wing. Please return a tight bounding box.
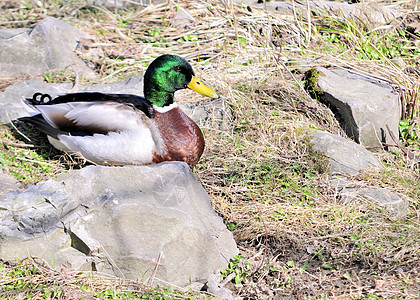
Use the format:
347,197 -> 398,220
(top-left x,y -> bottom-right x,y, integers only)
21,100 -> 161,165
28,92 -> 154,118
21,100 -> 151,138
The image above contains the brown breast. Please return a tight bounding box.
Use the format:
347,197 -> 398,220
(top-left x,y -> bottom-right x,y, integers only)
152,106 -> 205,168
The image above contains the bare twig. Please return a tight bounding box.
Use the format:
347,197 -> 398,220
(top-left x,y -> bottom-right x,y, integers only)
252,195 -> 268,275
148,252 -> 162,286
386,124 -> 420,162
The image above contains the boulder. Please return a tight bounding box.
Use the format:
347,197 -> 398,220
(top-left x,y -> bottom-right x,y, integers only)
331,176 -> 410,219
238,1 -> 399,26
179,96 -> 232,129
172,8 -> 195,28
306,129 -> 383,176
306,67 -> 401,148
0,17 -> 95,79
306,129 -> 410,218
89,0 -> 164,7
0,76 -> 231,129
0,172 -> 20,194
0,162 -> 238,287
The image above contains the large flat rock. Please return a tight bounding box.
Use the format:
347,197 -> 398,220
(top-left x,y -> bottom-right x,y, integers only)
306,129 -> 410,218
313,67 -> 401,148
0,162 -> 238,288
0,172 -> 21,194
236,1 -> 399,25
331,176 -> 410,219
307,129 -> 383,176
0,17 -> 94,79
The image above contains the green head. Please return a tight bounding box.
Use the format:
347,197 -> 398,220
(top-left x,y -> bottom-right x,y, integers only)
143,54 -> 219,107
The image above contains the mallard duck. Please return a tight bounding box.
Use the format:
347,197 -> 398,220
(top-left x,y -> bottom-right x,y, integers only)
21,54 -> 219,168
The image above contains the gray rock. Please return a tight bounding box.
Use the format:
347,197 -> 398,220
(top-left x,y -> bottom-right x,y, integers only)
172,8 -> 195,28
0,76 -> 231,129
307,130 -> 410,218
205,274 -> 234,300
0,79 -> 73,123
307,129 -> 383,176
312,67 -> 400,148
238,1 -> 399,25
0,172 -> 20,194
179,97 -> 232,129
89,0 -> 163,7
0,17 -> 95,79
0,162 -> 238,287
331,176 -> 410,219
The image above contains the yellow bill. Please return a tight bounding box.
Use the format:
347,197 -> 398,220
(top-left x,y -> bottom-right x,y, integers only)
188,76 -> 219,99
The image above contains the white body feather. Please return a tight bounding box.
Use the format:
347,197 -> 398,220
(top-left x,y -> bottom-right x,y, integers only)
53,129 -> 156,165
25,100 -> 169,165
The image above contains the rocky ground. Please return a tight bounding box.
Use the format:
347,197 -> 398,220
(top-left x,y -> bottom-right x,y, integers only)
0,0 -> 419,299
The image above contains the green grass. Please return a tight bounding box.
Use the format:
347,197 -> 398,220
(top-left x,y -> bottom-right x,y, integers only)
0,259 -> 205,299
312,11 -> 419,64
0,125 -> 62,183
43,71 -> 76,83
399,119 -> 420,150
220,255 -> 252,284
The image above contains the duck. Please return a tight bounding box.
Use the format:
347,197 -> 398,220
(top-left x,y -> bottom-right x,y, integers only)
20,54 -> 219,168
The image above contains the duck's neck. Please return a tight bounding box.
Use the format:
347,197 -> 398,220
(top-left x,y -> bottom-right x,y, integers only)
153,102 -> 178,113
145,86 -> 174,108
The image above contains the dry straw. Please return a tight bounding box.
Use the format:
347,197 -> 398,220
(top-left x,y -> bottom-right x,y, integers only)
0,0 -> 418,298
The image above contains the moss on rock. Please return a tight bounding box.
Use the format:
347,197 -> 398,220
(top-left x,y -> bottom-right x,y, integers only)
303,68 -> 325,100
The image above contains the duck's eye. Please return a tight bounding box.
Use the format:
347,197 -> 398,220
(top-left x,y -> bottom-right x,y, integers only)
173,66 -> 182,72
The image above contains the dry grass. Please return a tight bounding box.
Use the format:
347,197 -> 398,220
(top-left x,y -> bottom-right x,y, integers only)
0,0 -> 419,299
0,258 -> 202,299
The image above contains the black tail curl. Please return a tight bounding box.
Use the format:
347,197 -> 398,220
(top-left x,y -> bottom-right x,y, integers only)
30,93 -> 52,105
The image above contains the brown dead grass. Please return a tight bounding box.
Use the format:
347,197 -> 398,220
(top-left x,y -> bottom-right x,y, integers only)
0,0 -> 419,299
0,257 -> 202,299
